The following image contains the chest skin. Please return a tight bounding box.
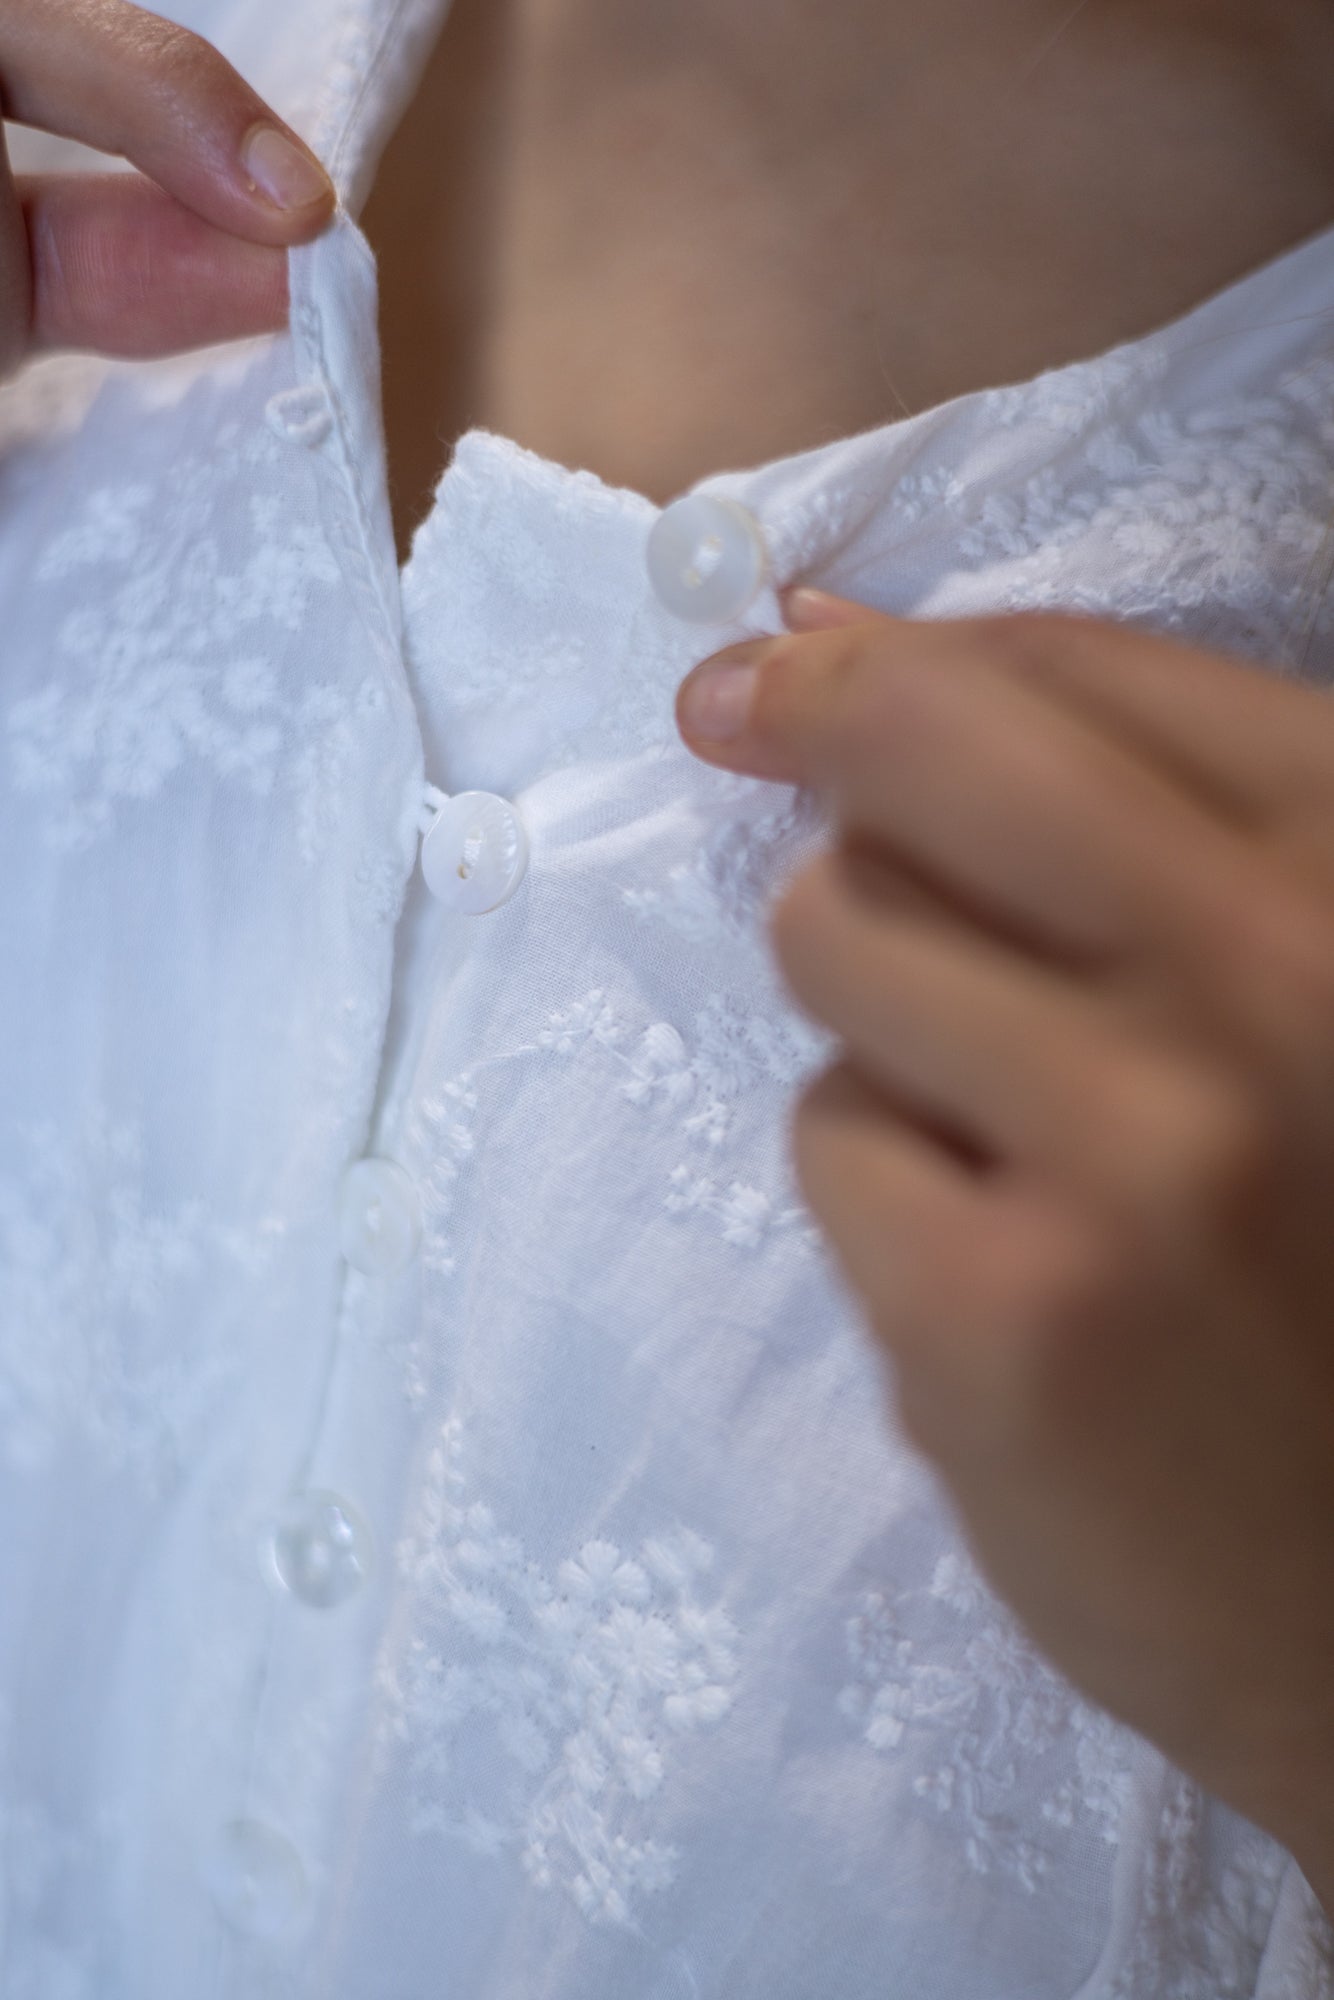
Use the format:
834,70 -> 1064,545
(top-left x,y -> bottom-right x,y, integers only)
362,0 -> 1334,558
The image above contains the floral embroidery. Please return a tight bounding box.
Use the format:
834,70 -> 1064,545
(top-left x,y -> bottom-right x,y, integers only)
2,172 -> 1330,1997
408,1069 -> 482,1280
1254,1870 -> 1334,2000
617,992 -> 827,1147
887,464 -> 968,527
538,988 -> 825,1248
378,1418 -> 741,1927
764,482 -> 869,577
839,1550 -> 1133,1894
621,786 -> 825,945
979,343 -> 1169,436
663,1168 -> 814,1250
886,360 -> 1334,673
402,433 -> 783,774
1100,1772 -> 1290,1999
0,1117 -> 273,1485
536,991 -> 625,1060
4,419 -> 359,852
540,987 -> 828,1147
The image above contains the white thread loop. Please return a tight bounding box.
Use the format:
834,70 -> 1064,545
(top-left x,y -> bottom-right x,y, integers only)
418,782 -> 450,835
265,383 -> 334,448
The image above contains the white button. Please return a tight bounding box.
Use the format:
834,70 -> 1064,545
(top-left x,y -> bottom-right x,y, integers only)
421,791 -> 529,914
266,1490 -> 373,1609
646,494 -> 768,624
204,1818 -> 307,1938
339,1157 -> 420,1275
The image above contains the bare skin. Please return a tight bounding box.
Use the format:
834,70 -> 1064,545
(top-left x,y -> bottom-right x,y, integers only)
364,0 -> 1334,1905
8,0 -> 1334,1922
363,0 -> 1334,552
678,593 -> 1334,1916
0,0 -> 333,380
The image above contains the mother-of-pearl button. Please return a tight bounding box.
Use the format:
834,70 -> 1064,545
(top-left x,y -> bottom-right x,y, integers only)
338,1158 -> 420,1275
421,791 -> 529,914
646,494 -> 768,624
266,1490 -> 373,1609
204,1818 -> 308,1938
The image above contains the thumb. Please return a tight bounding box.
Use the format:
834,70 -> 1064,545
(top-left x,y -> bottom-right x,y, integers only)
675,587 -> 900,785
0,0 -> 334,246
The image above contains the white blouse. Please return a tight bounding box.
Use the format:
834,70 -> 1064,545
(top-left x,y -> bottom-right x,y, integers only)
3,2 -> 1334,1994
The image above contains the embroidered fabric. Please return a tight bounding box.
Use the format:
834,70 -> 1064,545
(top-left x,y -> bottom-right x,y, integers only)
0,2 -> 1333,1994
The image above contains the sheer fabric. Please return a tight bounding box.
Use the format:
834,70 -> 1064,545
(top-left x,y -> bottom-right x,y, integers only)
2,3 -> 1334,1992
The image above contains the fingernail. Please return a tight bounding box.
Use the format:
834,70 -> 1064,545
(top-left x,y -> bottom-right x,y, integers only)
242,125 -> 334,211
679,660 -> 759,741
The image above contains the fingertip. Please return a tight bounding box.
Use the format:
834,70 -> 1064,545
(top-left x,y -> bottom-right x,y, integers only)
675,643 -> 812,784
238,125 -> 337,240
677,660 -> 759,748
782,585 -> 871,632
676,635 -> 792,772
1,6 -> 337,250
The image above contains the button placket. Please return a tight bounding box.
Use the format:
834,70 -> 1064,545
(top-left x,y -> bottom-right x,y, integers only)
204,216 -> 430,1964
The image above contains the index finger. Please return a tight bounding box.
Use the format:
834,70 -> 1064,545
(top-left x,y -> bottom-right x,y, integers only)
0,0 -> 334,244
710,589 -> 1334,838
675,612 -> 1276,969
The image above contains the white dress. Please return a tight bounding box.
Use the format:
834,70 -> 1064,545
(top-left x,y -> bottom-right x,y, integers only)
2,2 -> 1333,1993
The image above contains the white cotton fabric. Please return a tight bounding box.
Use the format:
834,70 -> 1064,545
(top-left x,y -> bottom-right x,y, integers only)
3,2 -> 1334,1993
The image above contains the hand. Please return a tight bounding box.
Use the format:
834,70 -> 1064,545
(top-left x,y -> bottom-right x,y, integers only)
0,0 -> 336,381
677,592 -> 1334,1904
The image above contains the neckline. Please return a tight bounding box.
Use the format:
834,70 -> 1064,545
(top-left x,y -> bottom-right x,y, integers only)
410,208 -> 1334,557
692,208 -> 1334,520
296,0 -> 1334,587
313,0 -> 1334,528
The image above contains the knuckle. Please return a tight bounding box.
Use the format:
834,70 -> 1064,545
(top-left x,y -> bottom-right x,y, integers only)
746,633 -> 819,744
120,12 -> 239,109
1119,1060 -> 1276,1231
1178,1084 -> 1276,1224
811,624 -> 881,697
746,634 -> 805,717
777,624 -> 892,742
1243,881 -> 1334,1054
984,1204 -> 1127,1358
979,1207 -> 1140,1448
898,1203 -> 1125,1462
